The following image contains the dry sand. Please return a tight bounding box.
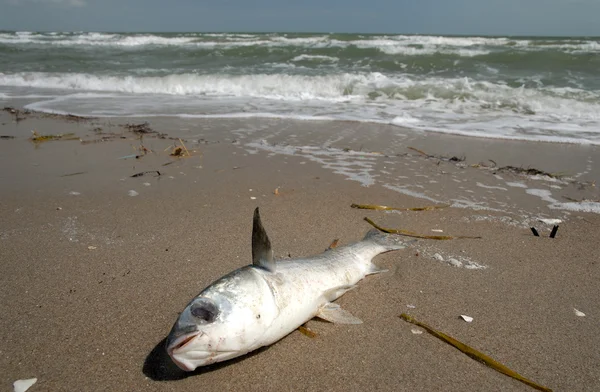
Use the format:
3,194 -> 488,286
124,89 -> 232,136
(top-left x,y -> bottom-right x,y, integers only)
1,108 -> 599,391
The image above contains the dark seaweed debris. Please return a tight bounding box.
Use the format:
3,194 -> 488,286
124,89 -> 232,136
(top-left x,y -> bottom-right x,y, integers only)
497,165 -> 564,179
131,171 -> 161,178
124,122 -> 155,134
46,113 -> 93,122
408,146 -> 465,163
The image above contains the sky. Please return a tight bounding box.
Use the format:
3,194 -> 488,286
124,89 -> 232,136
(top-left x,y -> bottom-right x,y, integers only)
1,0 -> 599,36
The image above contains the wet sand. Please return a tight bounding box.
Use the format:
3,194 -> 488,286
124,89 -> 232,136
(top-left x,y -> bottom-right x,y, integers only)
1,109 -> 599,391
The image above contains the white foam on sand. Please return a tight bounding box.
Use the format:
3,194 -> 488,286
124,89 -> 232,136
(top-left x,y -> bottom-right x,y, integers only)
450,199 -> 503,212
429,251 -> 487,269
526,188 -> 557,203
247,140 -> 379,187
550,201 -> 600,213
383,184 -> 444,203
476,182 -> 507,191
506,181 -> 528,188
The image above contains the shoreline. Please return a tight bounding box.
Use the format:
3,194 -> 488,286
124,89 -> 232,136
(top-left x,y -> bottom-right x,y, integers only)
1,107 -> 599,391
5,101 -> 600,147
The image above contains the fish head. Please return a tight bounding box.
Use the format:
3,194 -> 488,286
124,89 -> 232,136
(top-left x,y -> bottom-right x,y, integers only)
166,268 -> 277,371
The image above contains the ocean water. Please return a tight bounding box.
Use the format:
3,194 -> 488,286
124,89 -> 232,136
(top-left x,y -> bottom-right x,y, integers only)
1,31 -> 599,144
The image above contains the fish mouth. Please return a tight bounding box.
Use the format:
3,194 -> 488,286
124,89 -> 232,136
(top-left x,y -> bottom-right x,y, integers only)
167,332 -> 242,371
167,331 -> 201,355
166,331 -> 203,371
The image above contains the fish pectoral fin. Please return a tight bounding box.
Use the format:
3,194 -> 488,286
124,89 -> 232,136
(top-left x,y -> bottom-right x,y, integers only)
367,263 -> 389,276
316,303 -> 363,324
323,284 -> 358,301
252,207 -> 275,272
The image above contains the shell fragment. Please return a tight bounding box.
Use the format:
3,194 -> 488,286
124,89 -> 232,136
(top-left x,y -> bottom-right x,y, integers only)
460,315 -> 474,323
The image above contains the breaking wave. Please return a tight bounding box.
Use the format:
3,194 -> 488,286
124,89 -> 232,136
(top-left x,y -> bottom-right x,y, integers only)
1,32 -> 599,55
3,70 -> 599,144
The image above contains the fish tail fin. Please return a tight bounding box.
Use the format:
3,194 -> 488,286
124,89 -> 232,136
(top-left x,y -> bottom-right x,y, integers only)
363,229 -> 416,252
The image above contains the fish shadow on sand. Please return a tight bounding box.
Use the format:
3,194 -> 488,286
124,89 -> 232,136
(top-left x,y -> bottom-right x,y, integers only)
143,337 -> 270,381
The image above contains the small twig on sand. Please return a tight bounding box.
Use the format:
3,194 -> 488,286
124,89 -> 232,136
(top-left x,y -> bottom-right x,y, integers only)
364,217 -> 481,240
351,203 -> 449,212
179,138 -> 191,157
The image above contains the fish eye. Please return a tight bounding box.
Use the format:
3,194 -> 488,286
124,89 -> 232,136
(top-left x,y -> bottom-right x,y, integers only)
190,299 -> 219,323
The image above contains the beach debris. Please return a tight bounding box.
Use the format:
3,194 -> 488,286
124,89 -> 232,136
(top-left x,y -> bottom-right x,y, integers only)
250,196 -> 257,200
274,187 -> 280,196
69,191 -> 81,196
118,144 -> 153,160
538,218 -> 562,225
497,165 -> 565,180
411,328 -> 423,335
54,113 -> 92,122
130,170 -> 161,178
128,190 -> 139,197
162,160 -> 177,166
136,144 -> 152,155
433,253 -> 444,261
408,146 -> 465,163
574,309 -> 586,317
167,138 -> 192,157
170,146 -> 184,156
81,133 -> 124,145
530,226 -> 559,238
29,130 -> 79,143
60,171 -> 87,177
399,313 -> 552,392
364,217 -> 482,240
1,135 -> 15,139
118,154 -> 138,160
13,378 -> 37,392
88,246 -> 97,250
460,315 -> 474,323
143,182 -> 151,186
351,203 -> 450,212
56,207 -> 62,210
179,138 -> 191,156
408,146 -> 430,157
327,239 -> 340,250
407,304 -> 416,309
447,258 -> 463,267
298,325 -> 318,338
563,196 -> 600,203
431,229 -> 444,232
124,122 -> 154,135
4,106 -> 25,122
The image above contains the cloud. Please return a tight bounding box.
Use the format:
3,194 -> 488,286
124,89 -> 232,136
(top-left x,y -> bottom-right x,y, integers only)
6,0 -> 86,7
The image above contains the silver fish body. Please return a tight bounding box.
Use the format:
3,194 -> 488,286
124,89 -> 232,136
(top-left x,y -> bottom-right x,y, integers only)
166,208 -> 411,371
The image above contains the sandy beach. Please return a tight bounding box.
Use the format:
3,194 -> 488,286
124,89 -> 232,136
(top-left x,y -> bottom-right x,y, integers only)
1,108 -> 599,391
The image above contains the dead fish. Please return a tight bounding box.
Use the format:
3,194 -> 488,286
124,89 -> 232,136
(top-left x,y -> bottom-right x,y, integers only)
166,208 -> 413,371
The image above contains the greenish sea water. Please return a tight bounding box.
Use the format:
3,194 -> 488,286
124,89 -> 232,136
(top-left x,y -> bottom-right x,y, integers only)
1,31 -> 599,143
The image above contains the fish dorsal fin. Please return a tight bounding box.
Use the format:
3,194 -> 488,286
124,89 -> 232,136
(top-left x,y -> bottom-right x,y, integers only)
252,207 -> 275,272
